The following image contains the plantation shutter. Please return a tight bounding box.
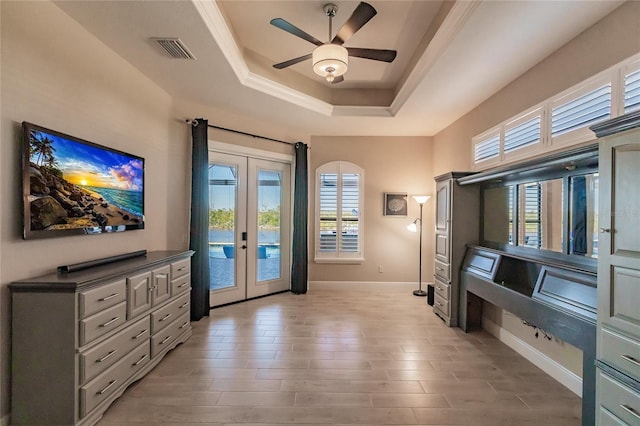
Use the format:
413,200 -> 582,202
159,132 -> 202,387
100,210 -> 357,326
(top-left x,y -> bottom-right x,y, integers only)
340,173 -> 359,253
474,134 -> 500,164
319,172 -> 337,253
551,84 -> 611,138
504,115 -> 541,153
523,183 -> 542,249
624,68 -> 640,113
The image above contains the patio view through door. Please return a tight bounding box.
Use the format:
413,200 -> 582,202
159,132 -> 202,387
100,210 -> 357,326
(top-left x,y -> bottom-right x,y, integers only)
208,151 -> 291,307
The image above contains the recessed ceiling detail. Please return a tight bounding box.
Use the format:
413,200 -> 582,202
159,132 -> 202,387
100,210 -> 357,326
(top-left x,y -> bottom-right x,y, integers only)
194,0 -> 481,117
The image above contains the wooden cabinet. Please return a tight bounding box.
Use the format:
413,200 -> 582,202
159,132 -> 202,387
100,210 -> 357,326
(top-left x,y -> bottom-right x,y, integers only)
433,172 -> 479,326
10,250 -> 194,426
591,112 -> 640,425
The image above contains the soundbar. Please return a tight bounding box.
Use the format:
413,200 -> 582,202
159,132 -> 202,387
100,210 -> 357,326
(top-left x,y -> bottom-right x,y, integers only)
57,249 -> 147,273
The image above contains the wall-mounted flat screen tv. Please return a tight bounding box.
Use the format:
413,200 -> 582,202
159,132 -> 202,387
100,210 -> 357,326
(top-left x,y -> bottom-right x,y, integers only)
22,122 -> 145,239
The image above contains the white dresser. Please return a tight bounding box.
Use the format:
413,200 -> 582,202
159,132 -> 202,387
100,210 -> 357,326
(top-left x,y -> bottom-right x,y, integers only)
591,113 -> 640,425
10,250 -> 194,426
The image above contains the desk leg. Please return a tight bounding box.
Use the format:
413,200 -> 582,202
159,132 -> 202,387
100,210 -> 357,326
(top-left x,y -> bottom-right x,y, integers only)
582,350 -> 595,426
459,288 -> 482,333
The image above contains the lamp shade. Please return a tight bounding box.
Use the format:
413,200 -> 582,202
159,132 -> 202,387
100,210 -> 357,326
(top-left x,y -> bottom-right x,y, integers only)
407,222 -> 418,232
413,195 -> 430,204
313,44 -> 348,81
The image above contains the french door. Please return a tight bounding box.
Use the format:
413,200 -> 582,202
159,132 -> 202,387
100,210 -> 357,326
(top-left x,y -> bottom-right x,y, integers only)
208,151 -> 291,306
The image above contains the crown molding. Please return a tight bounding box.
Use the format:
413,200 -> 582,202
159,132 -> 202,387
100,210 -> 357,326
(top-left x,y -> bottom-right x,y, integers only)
194,0 -> 479,118
390,0 -> 481,116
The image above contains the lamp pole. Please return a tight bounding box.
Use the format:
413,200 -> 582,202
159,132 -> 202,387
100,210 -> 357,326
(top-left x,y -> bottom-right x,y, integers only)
413,201 -> 426,297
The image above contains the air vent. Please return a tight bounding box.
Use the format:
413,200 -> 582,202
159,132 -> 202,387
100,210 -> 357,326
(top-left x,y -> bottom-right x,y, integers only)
152,38 -> 196,60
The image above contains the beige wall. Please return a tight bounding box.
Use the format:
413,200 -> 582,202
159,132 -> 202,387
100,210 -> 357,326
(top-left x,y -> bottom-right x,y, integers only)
0,1 -> 190,418
309,136 -> 434,285
433,0 -> 640,379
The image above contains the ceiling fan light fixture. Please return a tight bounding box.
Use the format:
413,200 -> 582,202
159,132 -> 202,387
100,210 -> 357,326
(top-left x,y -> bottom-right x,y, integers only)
312,43 -> 348,82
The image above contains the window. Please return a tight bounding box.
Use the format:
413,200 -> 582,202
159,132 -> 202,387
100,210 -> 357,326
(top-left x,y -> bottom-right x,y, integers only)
315,161 -> 364,262
504,112 -> 541,154
472,129 -> 500,167
551,81 -> 611,142
624,65 -> 640,114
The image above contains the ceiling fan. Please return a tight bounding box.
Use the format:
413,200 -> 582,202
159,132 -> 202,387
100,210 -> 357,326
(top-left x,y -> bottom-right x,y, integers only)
270,2 -> 397,84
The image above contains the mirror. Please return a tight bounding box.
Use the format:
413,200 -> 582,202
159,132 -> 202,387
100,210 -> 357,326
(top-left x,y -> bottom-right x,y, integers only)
569,173 -> 599,258
517,179 -> 564,252
483,186 -> 514,245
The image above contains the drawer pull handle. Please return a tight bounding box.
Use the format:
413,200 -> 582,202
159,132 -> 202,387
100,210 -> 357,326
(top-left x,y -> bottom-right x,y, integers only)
179,302 -> 189,309
621,354 -> 640,367
160,336 -> 172,345
133,354 -> 148,366
97,350 -> 117,363
180,321 -> 190,329
436,302 -> 443,307
620,404 -> 640,419
178,266 -> 188,271
99,293 -> 119,301
132,329 -> 148,340
436,267 -> 444,271
436,287 -> 443,292
96,379 -> 118,395
100,317 -> 119,328
148,285 -> 157,292
600,228 -> 611,233
155,274 -> 169,280
178,282 -> 189,288
160,314 -> 172,322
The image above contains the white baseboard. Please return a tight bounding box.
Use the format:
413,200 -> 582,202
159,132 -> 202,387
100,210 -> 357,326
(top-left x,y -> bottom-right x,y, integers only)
482,317 -> 583,397
309,281 -> 429,291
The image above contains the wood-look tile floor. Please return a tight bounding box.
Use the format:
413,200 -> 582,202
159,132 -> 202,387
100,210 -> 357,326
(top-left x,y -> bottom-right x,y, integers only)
97,288 -> 581,425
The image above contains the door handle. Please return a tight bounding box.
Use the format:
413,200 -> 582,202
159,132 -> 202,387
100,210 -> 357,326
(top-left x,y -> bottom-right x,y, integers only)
241,245 -> 247,249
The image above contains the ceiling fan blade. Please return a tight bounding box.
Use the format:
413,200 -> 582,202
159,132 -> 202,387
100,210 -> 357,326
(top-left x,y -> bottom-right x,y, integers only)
270,18 -> 323,47
273,53 -> 313,69
330,75 -> 345,84
331,2 -> 377,45
347,47 -> 397,63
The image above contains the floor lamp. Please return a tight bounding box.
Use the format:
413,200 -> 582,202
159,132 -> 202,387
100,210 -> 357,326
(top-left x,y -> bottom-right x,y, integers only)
407,195 -> 431,296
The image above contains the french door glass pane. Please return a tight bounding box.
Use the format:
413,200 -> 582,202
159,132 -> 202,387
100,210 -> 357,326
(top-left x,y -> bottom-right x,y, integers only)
257,169 -> 281,282
209,164 -> 236,291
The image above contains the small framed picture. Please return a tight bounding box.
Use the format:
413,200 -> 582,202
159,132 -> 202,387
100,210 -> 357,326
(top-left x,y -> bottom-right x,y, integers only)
383,192 -> 408,216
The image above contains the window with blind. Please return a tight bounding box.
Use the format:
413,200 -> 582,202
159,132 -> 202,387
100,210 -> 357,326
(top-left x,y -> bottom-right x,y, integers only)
315,161 -> 364,262
520,183 -> 542,249
473,133 -> 500,164
551,83 -> 611,139
625,67 -> 640,113
504,113 -> 541,154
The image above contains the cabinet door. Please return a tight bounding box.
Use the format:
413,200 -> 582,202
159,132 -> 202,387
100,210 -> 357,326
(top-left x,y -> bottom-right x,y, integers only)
435,179 -> 451,263
152,265 -> 171,306
127,271 -> 152,319
598,136 -> 640,340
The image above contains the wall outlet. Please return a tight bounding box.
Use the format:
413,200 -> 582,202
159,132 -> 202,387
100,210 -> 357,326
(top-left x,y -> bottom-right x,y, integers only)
378,265 -> 384,273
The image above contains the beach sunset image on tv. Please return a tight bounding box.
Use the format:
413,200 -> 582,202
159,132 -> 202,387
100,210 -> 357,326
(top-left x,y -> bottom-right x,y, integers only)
25,124 -> 144,234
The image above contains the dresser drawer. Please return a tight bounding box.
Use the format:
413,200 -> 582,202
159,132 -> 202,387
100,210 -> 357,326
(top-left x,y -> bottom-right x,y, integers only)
80,342 -> 149,417
79,280 -> 126,319
171,258 -> 191,279
434,293 -> 450,316
434,277 -> 450,301
600,327 -> 640,380
597,369 -> 640,426
151,312 -> 190,358
80,316 -> 150,384
151,292 -> 190,334
171,273 -> 191,297
79,302 -> 127,346
598,406 -> 629,426
435,259 -> 450,282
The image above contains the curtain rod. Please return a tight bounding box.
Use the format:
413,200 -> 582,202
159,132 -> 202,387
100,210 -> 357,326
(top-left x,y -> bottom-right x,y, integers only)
186,119 -> 296,147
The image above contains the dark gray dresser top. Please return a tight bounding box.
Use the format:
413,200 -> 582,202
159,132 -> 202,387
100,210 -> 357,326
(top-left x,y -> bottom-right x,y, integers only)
10,250 -> 194,292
